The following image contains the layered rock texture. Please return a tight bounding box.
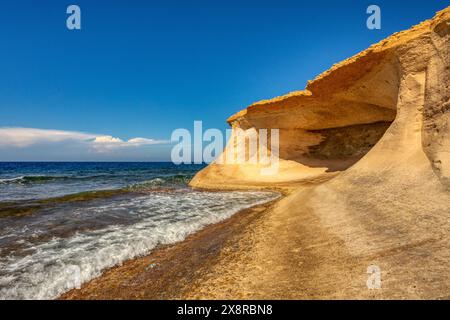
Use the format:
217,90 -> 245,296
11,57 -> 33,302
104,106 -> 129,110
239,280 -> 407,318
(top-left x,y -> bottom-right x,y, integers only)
192,7 -> 450,189
190,7 -> 450,298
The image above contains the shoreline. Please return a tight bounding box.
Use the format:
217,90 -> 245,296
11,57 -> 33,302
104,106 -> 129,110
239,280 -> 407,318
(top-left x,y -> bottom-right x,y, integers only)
60,195 -> 283,299
59,172 -> 399,300
52,169 -> 450,299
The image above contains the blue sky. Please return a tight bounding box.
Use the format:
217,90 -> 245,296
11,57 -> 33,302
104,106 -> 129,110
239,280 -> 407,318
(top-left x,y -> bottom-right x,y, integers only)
0,0 -> 448,161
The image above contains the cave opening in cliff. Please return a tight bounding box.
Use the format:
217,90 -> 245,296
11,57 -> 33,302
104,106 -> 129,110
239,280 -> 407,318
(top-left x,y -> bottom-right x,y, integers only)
298,120 -> 395,172
269,55 -> 402,174
220,54 -> 403,180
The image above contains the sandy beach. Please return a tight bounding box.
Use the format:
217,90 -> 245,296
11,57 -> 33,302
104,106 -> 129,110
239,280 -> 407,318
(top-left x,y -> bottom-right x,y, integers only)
1,1 -> 449,302
57,7 -> 450,300
60,192 -> 284,299
60,174 -> 382,300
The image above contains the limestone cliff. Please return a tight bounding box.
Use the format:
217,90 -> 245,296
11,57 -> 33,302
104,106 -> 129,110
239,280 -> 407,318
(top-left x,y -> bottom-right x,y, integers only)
189,7 -> 450,298
191,7 -> 450,191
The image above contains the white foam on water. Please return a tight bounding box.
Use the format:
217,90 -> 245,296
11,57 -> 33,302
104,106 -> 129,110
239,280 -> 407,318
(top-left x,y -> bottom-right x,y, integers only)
0,176 -> 25,184
0,190 -> 279,300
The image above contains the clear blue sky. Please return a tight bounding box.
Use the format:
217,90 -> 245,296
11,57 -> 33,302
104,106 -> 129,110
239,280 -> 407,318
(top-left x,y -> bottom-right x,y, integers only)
0,0 -> 448,161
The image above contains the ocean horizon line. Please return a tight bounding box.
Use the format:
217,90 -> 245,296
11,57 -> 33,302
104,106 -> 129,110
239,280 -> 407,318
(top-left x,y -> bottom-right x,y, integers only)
0,160 -> 181,163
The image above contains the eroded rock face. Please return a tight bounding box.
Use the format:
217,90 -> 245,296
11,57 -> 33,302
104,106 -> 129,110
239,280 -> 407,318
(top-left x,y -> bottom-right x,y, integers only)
188,7 -> 450,298
190,7 -> 450,189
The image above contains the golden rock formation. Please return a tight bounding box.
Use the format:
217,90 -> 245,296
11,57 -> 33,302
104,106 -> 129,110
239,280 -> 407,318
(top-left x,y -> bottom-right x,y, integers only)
188,7 -> 450,298
61,7 -> 450,300
191,7 -> 450,191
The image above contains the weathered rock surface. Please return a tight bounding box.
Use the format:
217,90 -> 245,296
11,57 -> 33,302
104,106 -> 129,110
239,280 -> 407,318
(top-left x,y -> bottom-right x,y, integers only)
191,7 -> 449,190
189,7 -> 450,298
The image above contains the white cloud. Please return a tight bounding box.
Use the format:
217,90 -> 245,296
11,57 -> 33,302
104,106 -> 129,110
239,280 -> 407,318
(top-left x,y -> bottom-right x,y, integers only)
91,135 -> 166,152
0,127 -> 168,153
0,127 -> 96,148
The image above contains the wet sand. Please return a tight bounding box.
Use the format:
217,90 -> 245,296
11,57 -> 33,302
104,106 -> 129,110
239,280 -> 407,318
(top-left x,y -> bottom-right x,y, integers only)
60,196 -> 282,299
62,172 -> 446,300
62,175 -> 378,300
61,174 -> 446,299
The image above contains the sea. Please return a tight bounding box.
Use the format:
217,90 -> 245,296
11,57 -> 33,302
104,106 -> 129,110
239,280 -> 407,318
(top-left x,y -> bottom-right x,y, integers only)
0,162 -> 279,299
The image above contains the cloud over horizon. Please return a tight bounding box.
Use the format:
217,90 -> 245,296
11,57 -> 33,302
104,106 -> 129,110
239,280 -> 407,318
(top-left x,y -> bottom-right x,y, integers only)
0,127 -> 170,161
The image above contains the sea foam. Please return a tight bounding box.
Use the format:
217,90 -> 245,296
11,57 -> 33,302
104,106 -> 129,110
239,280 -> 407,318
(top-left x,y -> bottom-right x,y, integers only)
0,190 -> 279,300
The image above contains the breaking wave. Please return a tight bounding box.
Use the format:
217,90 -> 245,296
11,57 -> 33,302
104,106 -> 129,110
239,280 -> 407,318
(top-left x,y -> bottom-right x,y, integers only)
0,175 -> 98,185
0,190 -> 279,300
127,175 -> 194,191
